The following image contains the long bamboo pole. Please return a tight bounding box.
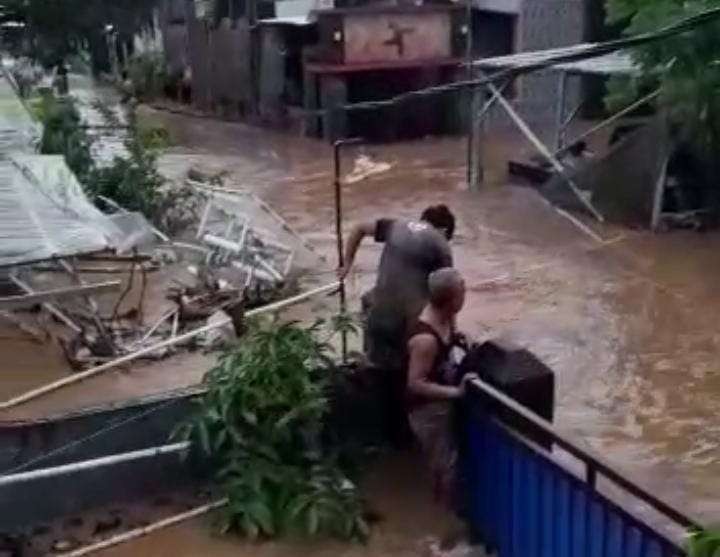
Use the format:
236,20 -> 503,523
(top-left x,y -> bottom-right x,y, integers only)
553,88 -> 661,158
0,282 -> 340,411
60,499 -> 229,557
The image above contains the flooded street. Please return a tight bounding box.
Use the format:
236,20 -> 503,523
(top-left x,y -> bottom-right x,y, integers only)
101,452 -> 468,557
147,105 -> 720,523
1,94 -> 718,555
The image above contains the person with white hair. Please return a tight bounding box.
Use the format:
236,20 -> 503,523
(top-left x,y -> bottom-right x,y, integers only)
406,267 -> 478,509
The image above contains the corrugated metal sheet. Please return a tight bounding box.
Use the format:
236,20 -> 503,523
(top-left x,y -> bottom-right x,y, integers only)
474,45 -> 638,76
0,155 -> 124,267
465,411 -> 685,557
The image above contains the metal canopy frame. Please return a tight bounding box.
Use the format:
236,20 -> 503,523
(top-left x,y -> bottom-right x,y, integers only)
468,72 -> 605,224
467,50 -> 652,228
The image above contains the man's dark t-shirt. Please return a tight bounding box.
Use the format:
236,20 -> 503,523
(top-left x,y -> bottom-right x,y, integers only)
365,218 -> 453,370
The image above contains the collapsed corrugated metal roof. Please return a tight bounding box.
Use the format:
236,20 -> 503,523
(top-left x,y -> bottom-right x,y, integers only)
0,154 -> 125,267
474,46 -> 639,76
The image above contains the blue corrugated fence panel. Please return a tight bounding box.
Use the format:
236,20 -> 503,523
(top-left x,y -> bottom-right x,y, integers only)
572,485 -> 588,556
625,526 -> 643,557
607,511 -> 624,557
464,409 -> 685,557
540,460 -> 555,557
646,539 -> 664,557
498,427 -> 514,557
526,453 -> 541,557
557,475 -> 573,557
511,444 -> 523,557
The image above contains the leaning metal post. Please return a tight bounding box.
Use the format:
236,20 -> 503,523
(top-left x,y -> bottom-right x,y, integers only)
554,71 -> 569,150
333,137 -> 363,363
465,0 -> 476,189
468,79 -> 511,191
484,78 -> 605,223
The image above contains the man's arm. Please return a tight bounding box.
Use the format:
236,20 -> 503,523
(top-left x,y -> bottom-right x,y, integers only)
406,335 -> 463,401
337,221 -> 377,280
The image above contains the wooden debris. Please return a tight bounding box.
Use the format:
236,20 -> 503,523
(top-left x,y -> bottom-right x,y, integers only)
0,281 -> 120,311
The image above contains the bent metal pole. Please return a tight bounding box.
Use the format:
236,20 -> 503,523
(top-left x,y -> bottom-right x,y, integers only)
333,138 -> 362,363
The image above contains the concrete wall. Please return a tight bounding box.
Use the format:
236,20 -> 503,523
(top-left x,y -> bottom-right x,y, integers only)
481,0 -> 586,142
517,0 -> 584,123
258,25 -> 287,125
186,17 -> 253,115
0,390 -> 204,530
163,23 -> 189,77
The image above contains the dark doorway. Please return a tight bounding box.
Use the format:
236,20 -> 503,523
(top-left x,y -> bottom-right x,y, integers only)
473,10 -> 516,57
346,67 -> 454,141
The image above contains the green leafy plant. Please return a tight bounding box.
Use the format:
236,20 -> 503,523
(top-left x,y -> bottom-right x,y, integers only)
86,134 -> 166,220
126,51 -> 168,101
688,529 -> 720,557
175,318 -> 369,541
34,94 -> 94,183
137,121 -> 172,151
34,91 -> 185,231
605,0 -> 720,156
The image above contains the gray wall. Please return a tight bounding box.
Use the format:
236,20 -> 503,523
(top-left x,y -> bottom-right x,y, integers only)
517,0 -> 584,123
482,0 -> 586,142
0,390 -> 204,530
163,23 -> 189,77
186,16 -> 253,115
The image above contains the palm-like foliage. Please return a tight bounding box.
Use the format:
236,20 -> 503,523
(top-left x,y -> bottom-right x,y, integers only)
606,0 -> 720,155
175,318 -> 368,541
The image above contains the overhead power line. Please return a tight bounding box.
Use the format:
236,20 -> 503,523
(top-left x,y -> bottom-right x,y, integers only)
310,6 -> 720,117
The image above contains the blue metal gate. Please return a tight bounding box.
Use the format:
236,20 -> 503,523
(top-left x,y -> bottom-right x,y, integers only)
464,380 -> 700,557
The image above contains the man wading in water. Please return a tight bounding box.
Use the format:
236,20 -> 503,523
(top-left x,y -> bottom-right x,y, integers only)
339,205 -> 456,443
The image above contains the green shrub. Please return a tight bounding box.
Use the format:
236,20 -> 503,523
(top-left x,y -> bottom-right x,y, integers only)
137,121 -> 172,151
33,91 -> 181,232
175,319 -> 368,541
35,94 -> 94,183
688,529 -> 720,557
126,51 -> 168,100
86,135 -> 165,220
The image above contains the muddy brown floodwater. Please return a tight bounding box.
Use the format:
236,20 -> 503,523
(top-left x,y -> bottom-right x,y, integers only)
147,106 -> 720,525
101,452 -> 468,557
3,100 -> 719,554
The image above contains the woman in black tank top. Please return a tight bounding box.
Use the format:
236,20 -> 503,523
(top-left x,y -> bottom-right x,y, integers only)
405,320 -> 455,408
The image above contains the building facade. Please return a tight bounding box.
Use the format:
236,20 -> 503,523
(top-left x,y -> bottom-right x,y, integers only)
158,0 -> 591,140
